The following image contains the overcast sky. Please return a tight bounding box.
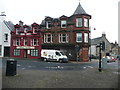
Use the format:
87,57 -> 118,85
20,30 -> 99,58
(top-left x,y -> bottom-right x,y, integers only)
0,0 -> 119,43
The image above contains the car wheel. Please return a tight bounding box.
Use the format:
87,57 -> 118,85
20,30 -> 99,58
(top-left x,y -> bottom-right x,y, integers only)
59,59 -> 63,63
44,58 -> 47,62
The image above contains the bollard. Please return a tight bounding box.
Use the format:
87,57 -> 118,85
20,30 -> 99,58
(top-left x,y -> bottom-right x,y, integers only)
6,59 -> 17,76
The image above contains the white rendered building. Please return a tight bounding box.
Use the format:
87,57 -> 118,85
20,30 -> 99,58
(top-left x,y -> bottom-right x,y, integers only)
0,12 -> 13,57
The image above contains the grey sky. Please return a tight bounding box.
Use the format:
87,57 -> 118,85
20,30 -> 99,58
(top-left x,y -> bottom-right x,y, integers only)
0,0 -> 119,43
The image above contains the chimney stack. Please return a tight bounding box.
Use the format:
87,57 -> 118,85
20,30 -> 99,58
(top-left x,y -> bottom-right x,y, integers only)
19,20 -> 23,26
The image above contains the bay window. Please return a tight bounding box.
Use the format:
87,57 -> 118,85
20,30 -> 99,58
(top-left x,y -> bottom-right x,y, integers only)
84,33 -> 88,43
84,18 -> 88,27
76,33 -> 82,42
76,18 -> 82,27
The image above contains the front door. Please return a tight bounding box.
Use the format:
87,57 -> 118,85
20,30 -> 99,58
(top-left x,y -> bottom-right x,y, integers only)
4,47 -> 10,57
24,50 -> 27,58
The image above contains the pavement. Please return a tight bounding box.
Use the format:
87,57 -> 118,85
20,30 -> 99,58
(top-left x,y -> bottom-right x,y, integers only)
1,58 -> 119,89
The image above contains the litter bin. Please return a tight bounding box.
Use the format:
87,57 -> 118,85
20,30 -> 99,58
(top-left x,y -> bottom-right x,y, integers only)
6,59 -> 17,76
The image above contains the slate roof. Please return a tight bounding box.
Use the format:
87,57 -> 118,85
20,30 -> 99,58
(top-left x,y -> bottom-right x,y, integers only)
91,37 -> 103,45
4,21 -> 14,31
73,2 -> 88,15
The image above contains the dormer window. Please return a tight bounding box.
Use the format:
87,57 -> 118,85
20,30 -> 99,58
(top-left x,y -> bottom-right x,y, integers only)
33,27 -> 37,33
46,21 -> 51,29
16,28 -> 20,34
76,18 -> 82,27
84,18 -> 88,27
61,20 -> 67,28
24,28 -> 28,33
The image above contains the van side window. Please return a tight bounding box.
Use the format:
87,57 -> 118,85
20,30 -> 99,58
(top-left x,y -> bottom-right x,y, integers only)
56,52 -> 61,56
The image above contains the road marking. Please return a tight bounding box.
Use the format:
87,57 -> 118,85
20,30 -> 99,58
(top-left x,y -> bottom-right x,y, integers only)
87,66 -> 93,68
22,68 -> 26,70
83,67 -> 86,69
17,64 -> 21,67
113,72 -> 119,75
45,66 -> 64,69
28,66 -> 32,68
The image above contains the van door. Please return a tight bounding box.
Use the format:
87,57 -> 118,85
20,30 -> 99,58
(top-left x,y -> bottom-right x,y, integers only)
53,51 -> 61,61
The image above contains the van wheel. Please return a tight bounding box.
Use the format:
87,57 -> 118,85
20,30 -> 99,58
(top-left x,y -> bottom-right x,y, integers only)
59,59 -> 63,63
44,58 -> 47,62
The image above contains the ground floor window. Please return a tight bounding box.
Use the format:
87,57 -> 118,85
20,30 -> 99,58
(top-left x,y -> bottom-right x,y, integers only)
14,49 -> 20,56
31,49 -> 38,56
0,45 -> 2,56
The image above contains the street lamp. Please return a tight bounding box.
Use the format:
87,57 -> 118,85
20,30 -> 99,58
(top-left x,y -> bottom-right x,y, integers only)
75,45 -> 80,62
89,27 -> 96,62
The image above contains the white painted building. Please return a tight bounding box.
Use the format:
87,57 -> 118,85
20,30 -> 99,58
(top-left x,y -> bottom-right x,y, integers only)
0,12 -> 14,57
89,33 -> 111,58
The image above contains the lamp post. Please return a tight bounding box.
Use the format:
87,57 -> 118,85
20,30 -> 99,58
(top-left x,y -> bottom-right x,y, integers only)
75,45 -> 80,62
89,27 -> 96,62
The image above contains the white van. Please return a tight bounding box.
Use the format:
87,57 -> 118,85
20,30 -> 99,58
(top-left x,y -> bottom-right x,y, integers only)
41,49 -> 68,63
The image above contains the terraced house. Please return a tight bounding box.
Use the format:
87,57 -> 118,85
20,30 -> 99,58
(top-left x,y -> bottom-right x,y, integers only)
10,21 -> 42,59
40,3 -> 92,62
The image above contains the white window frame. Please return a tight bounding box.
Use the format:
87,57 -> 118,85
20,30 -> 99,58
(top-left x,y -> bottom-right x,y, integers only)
84,33 -> 88,43
24,39 -> 27,46
24,28 -> 28,33
59,34 -> 68,43
33,39 -> 38,46
84,18 -> 88,27
16,39 -> 20,46
4,33 -> 8,42
61,20 -> 67,28
76,33 -> 82,42
46,21 -> 51,29
16,28 -> 20,34
76,18 -> 82,27
33,27 -> 37,33
44,34 -> 53,43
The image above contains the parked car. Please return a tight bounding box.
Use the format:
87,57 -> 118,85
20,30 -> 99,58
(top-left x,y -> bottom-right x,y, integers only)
117,55 -> 120,60
111,56 -> 117,62
106,56 -> 112,62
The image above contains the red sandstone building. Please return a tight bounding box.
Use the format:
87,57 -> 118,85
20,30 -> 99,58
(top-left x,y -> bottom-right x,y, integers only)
40,3 -> 91,61
10,21 -> 42,59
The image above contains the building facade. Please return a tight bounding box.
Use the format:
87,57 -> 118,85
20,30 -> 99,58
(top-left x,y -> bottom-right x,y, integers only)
40,3 -> 91,62
90,33 -> 111,57
0,12 -> 13,57
10,21 -> 42,59
111,41 -> 120,55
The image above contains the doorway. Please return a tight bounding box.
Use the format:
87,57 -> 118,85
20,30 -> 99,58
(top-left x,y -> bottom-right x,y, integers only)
24,50 -> 27,58
4,47 -> 10,57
